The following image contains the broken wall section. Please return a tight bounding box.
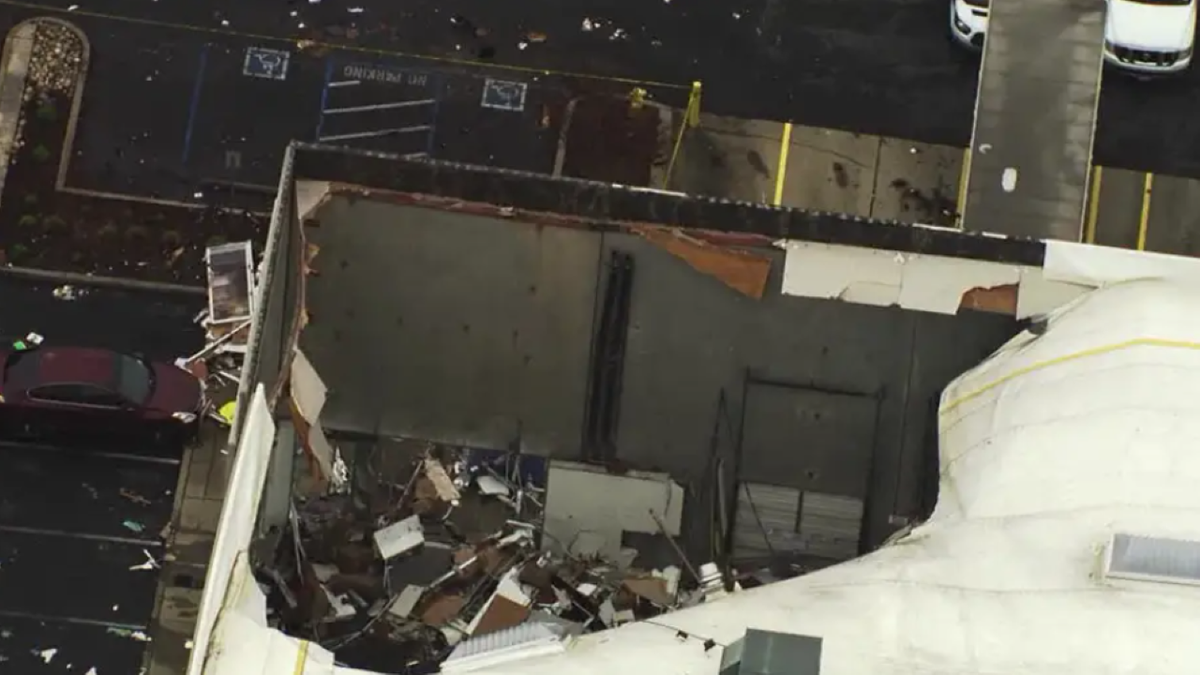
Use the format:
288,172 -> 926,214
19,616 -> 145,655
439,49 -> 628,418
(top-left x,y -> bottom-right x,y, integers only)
296,195 -> 1020,558
229,151 -> 305,453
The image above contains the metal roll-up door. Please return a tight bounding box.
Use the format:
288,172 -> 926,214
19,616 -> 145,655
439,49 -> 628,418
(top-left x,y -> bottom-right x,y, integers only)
733,482 -> 864,565
799,492 -> 863,561
733,482 -> 803,563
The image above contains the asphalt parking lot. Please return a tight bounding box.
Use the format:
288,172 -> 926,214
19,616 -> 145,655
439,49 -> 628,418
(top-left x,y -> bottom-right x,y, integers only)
0,277 -> 203,674
58,15 -> 610,201
13,0 -> 1200,181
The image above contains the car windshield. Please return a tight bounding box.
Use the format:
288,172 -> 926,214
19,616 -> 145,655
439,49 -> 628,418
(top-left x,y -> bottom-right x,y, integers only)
114,354 -> 153,403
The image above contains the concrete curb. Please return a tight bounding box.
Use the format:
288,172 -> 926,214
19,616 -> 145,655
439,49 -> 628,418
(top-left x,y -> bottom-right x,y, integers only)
0,23 -> 34,215
36,16 -> 91,192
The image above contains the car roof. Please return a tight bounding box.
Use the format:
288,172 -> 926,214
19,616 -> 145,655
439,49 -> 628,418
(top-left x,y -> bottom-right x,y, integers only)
5,346 -> 118,392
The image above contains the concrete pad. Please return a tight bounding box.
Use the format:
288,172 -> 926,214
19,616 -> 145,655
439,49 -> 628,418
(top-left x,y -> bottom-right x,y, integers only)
870,138 -> 962,227
668,113 -> 784,203
1145,174 -> 1200,257
144,583 -> 203,675
177,496 -> 224,534
778,125 -> 878,217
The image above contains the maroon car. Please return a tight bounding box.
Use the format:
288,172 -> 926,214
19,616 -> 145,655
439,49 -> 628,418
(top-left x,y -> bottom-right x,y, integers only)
0,346 -> 204,439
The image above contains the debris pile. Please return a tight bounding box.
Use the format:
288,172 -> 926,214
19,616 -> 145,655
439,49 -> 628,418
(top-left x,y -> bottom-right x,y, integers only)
173,240 -> 258,427
260,445 -> 734,672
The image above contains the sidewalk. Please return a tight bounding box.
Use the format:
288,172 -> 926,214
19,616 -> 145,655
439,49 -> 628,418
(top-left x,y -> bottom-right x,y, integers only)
143,425 -> 230,675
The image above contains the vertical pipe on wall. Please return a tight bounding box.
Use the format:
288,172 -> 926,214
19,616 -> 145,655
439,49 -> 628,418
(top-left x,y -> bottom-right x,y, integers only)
858,387 -> 887,555
578,232 -> 608,460
721,368 -> 752,587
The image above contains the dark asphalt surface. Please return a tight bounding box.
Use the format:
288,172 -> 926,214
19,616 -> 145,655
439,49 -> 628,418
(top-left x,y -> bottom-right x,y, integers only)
52,14 -> 568,201
7,0 -> 1200,181
0,277 -> 203,675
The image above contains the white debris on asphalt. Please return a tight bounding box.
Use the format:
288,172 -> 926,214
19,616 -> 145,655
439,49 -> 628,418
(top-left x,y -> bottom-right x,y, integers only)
582,18 -> 595,31
129,548 -> 159,571
52,284 -> 86,300
38,648 -> 57,663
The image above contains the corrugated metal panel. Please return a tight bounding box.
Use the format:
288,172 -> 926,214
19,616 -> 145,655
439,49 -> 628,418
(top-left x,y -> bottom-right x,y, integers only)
733,482 -> 802,562
733,483 -> 863,564
799,492 -> 863,561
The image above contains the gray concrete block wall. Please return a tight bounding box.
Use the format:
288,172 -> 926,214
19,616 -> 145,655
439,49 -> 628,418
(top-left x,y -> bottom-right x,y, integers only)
299,195 -> 1019,549
301,197 -> 598,454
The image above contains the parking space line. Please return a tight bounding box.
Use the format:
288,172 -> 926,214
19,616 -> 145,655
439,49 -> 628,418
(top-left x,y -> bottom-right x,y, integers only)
956,148 -> 971,227
315,58 -> 334,141
428,74 -> 444,155
1138,172 -> 1154,250
327,80 -> 360,88
0,608 -> 148,631
1084,165 -> 1102,244
0,523 -> 162,547
180,44 -> 210,164
324,100 -> 437,115
0,440 -> 183,465
319,126 -> 433,142
772,122 -> 792,206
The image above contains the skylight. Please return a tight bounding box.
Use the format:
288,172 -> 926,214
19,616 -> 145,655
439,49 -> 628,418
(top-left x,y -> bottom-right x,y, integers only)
1105,533 -> 1200,587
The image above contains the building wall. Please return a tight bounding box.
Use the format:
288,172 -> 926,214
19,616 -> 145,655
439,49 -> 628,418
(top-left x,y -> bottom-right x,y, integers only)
302,198 -> 599,454
299,196 -> 1017,548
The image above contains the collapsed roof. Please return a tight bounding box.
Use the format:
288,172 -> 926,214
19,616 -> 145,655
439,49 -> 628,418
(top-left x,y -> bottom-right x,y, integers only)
190,143 -> 1200,675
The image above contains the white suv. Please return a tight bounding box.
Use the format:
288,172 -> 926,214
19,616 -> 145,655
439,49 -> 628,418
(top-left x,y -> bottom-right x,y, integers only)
950,0 -> 1196,75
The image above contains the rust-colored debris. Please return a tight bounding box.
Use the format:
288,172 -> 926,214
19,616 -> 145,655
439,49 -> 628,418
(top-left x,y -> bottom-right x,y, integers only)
960,284 -> 1018,315
421,593 -> 466,627
633,225 -> 772,299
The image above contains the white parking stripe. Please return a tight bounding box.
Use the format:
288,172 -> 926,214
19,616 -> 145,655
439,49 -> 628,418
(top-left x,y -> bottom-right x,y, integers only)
327,79 -> 361,87
0,439 -> 181,465
323,99 -> 437,114
319,125 -> 433,141
0,523 -> 163,547
0,608 -> 148,631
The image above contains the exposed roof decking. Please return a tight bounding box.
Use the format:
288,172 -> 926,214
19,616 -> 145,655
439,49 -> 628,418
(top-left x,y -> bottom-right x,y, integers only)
962,0 -> 1106,241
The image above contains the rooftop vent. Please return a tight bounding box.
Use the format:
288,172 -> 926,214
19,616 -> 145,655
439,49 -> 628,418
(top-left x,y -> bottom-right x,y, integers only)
720,629 -> 822,675
1105,533 -> 1200,587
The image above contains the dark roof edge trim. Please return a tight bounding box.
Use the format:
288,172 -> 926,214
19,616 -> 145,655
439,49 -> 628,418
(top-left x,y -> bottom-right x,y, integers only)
289,142 -> 1046,267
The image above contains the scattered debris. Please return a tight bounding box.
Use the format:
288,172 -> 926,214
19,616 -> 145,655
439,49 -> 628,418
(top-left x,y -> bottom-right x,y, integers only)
120,488 -> 151,506
259,444 -> 737,672
122,519 -> 145,534
51,284 -> 86,300
163,239 -> 260,428
106,627 -> 151,641
129,549 -> 159,571
37,648 -> 56,663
